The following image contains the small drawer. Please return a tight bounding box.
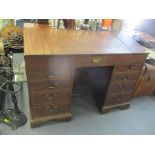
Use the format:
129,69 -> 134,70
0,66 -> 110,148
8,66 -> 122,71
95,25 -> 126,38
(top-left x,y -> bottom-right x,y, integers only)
114,64 -> 143,72
31,103 -> 69,119
108,81 -> 136,94
31,89 -> 71,106
28,69 -> 70,82
111,72 -> 139,83
25,56 -> 70,71
30,78 -> 71,92
104,92 -> 132,106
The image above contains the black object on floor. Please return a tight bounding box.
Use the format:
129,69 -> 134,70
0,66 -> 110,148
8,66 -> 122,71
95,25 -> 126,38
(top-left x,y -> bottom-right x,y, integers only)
0,82 -> 6,111
0,58 -> 7,110
0,52 -> 27,130
146,58 -> 155,65
0,80 -> 27,130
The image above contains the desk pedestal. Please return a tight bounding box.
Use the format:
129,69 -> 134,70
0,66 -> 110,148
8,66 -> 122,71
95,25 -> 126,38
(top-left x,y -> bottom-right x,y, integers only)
25,54 -> 146,127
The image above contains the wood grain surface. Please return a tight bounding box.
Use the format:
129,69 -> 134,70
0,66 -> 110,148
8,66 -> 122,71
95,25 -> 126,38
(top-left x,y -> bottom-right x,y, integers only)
24,24 -> 145,55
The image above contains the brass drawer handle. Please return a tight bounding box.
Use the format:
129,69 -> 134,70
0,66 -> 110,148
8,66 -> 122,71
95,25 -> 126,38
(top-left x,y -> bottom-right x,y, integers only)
52,105 -> 58,109
92,56 -> 102,64
47,75 -> 55,78
119,85 -> 126,90
122,75 -> 128,81
46,93 -> 56,100
47,72 -> 57,78
46,106 -> 53,111
46,107 -> 54,112
48,81 -> 58,89
47,97 -> 53,100
115,95 -> 121,101
46,93 -> 56,99
124,65 -> 132,71
49,108 -> 54,112
46,105 -> 58,112
48,86 -> 55,89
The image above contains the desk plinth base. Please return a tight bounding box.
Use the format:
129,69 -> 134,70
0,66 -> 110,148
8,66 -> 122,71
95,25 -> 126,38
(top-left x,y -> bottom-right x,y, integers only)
30,103 -> 130,127
30,113 -> 72,128
101,103 -> 130,114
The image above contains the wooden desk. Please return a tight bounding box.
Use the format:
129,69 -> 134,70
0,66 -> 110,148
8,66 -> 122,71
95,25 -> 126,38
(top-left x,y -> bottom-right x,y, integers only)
24,24 -> 147,127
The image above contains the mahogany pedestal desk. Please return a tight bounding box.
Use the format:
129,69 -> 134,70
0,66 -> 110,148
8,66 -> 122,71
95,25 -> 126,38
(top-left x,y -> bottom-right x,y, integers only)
24,24 -> 147,127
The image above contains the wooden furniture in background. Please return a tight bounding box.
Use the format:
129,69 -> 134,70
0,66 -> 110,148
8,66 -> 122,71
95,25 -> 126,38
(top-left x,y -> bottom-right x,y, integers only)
133,63 -> 155,97
24,24 -> 147,127
37,19 -> 48,24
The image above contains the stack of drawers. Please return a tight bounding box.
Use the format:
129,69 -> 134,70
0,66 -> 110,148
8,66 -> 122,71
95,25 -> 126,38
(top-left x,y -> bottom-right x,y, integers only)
102,63 -> 143,112
25,56 -> 72,124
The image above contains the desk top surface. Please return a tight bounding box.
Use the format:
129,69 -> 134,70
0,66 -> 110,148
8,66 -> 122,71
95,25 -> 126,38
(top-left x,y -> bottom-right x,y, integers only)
24,24 -> 145,56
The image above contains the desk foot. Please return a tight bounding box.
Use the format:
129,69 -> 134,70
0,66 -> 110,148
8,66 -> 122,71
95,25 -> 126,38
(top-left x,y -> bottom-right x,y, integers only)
60,117 -> 72,122
30,112 -> 72,128
120,104 -> 130,110
100,109 -> 109,114
101,103 -> 130,114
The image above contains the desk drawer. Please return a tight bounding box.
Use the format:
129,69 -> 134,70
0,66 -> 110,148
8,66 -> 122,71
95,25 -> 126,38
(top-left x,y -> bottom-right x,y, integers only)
111,72 -> 139,83
30,78 -> 71,92
108,81 -> 136,94
114,64 -> 143,72
31,89 -> 71,107
72,55 -> 114,67
31,103 -> 69,119
25,56 -> 70,71
104,92 -> 132,106
28,70 -> 70,82
70,55 -> 146,67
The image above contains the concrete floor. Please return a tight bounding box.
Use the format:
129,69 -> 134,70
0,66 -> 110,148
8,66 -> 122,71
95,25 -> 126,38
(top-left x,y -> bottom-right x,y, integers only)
0,85 -> 155,135
0,54 -> 155,135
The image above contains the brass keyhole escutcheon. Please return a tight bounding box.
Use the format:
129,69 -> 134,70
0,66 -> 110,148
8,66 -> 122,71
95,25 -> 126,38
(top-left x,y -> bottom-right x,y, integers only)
92,56 -> 102,64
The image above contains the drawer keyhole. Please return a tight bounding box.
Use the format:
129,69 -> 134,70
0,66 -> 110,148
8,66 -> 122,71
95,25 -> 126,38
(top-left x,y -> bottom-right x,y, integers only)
47,93 -> 55,100
92,56 -> 102,64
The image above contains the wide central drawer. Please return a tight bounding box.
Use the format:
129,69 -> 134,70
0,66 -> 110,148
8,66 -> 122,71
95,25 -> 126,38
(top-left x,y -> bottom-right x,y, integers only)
31,89 -> 71,106
70,55 -> 146,67
30,78 -> 71,92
